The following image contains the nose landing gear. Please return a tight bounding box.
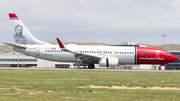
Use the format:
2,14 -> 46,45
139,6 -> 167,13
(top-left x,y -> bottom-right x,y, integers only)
158,66 -> 161,70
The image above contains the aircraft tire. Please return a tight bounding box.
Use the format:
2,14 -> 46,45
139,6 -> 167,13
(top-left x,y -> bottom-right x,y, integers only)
158,66 -> 161,70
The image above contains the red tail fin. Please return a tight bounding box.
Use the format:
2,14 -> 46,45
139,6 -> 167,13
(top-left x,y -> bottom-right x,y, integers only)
9,13 -> 19,20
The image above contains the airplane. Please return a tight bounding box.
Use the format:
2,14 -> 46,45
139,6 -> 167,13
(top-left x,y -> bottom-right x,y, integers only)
4,13 -> 178,69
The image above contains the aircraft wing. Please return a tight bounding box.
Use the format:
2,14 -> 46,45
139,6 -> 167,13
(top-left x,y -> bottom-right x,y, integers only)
170,51 -> 180,55
73,52 -> 101,61
56,38 -> 101,62
3,42 -> 26,49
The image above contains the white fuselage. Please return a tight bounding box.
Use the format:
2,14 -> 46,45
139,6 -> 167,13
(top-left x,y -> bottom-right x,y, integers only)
14,44 -> 136,64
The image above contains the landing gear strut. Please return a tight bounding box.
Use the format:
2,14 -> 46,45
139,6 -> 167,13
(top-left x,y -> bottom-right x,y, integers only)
88,64 -> 95,69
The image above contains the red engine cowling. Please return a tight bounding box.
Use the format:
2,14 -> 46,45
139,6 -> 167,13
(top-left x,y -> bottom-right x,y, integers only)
99,57 -> 119,67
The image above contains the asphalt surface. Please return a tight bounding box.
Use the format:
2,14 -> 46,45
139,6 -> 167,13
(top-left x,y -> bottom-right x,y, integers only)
0,67 -> 180,72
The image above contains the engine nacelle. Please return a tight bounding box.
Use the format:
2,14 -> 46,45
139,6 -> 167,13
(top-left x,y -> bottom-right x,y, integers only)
99,57 -> 119,67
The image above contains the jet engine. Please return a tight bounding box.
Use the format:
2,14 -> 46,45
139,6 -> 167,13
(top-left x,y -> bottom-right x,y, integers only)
99,57 -> 119,67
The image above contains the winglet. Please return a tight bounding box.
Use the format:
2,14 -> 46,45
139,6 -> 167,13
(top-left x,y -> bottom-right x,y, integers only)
56,38 -> 65,48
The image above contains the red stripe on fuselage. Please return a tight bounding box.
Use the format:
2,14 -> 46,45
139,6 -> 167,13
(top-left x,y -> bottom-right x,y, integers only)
136,47 -> 176,65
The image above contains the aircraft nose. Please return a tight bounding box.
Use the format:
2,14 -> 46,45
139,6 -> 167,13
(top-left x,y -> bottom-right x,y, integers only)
172,55 -> 178,62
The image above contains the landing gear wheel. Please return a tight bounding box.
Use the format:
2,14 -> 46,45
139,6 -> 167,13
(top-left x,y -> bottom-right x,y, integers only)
158,66 -> 161,70
88,64 -> 94,69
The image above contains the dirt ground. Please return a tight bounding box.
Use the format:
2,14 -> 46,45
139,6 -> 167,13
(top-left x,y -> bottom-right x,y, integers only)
79,85 -> 180,90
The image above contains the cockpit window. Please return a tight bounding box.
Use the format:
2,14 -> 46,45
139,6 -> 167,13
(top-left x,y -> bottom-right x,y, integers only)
165,52 -> 171,55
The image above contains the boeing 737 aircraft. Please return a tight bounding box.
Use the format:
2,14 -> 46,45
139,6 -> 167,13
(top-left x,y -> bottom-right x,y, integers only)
4,13 -> 178,69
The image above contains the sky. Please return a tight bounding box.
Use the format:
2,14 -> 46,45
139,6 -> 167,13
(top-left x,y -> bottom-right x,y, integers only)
1,0 -> 180,45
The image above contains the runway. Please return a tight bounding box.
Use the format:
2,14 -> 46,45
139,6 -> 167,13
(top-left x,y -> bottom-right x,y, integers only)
0,67 -> 180,72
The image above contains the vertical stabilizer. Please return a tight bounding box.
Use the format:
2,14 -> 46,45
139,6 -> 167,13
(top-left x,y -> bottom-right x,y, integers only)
9,13 -> 50,45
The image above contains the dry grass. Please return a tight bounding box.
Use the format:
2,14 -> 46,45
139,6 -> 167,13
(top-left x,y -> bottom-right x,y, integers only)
0,69 -> 180,100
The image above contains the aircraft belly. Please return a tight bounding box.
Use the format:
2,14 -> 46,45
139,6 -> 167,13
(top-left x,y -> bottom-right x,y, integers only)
56,54 -> 75,62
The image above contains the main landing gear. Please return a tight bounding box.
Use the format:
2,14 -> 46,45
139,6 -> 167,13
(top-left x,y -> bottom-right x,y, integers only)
88,64 -> 95,69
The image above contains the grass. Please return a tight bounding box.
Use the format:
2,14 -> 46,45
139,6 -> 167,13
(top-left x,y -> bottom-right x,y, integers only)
0,69 -> 180,100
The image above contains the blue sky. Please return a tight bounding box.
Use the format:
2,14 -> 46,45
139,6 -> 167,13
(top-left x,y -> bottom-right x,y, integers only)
1,0 -> 180,45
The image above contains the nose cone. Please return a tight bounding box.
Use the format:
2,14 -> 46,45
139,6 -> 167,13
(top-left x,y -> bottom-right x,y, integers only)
172,55 -> 178,62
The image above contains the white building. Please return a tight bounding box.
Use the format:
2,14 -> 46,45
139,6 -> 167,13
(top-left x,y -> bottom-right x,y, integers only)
0,53 -> 73,68
121,42 -> 135,45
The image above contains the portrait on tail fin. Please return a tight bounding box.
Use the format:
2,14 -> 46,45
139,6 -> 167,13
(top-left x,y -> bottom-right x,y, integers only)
14,24 -> 28,45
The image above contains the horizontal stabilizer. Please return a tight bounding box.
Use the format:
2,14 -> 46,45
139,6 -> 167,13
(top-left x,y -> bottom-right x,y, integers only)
3,42 -> 26,49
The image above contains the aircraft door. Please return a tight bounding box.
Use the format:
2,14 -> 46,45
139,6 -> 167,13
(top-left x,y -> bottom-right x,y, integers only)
98,50 -> 102,56
98,50 -> 107,56
103,50 -> 107,56
36,47 -> 40,56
